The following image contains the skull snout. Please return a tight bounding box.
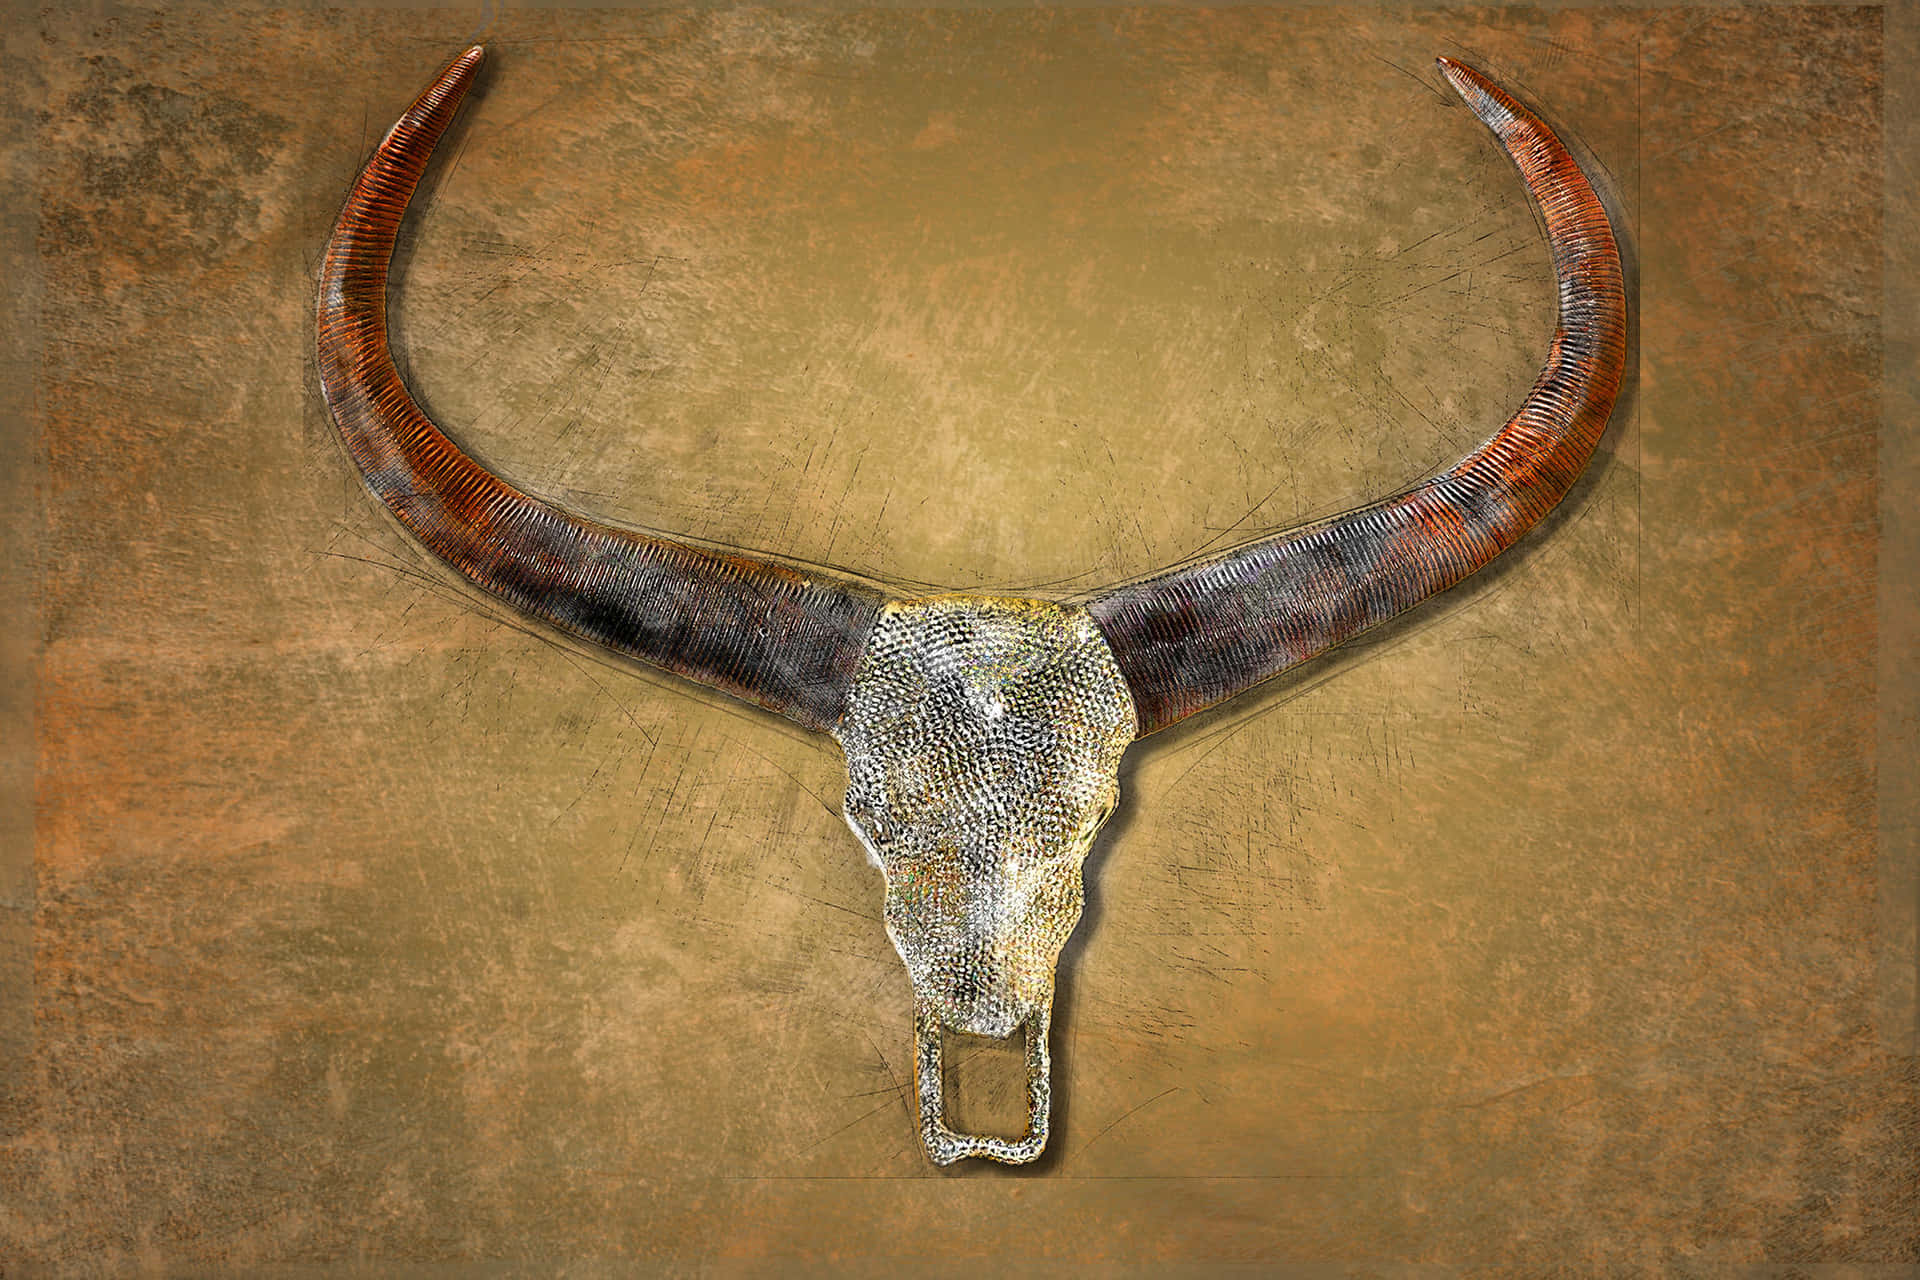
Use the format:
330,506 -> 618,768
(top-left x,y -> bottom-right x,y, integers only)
879,860 -> 1082,1039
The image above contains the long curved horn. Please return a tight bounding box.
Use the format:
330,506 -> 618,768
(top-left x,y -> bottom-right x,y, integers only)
316,47 -> 885,732
1087,57 -> 1628,736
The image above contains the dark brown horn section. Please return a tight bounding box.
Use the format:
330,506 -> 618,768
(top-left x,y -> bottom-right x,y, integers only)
316,48 -> 885,732
1088,57 -> 1627,736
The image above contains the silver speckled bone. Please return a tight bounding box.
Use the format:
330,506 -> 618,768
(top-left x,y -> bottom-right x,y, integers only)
835,598 -> 1135,1162
318,48 -> 1627,1164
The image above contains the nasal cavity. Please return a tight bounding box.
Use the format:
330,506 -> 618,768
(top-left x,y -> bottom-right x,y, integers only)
942,1026 -> 1030,1140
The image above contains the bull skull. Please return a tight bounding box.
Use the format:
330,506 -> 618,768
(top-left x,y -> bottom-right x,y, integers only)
316,47 -> 1626,1165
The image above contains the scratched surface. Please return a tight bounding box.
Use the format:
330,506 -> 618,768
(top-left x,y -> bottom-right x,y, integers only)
3,3 -> 1914,1273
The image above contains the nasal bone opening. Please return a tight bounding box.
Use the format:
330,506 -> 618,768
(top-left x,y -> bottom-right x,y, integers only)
913,997 -> 1053,1166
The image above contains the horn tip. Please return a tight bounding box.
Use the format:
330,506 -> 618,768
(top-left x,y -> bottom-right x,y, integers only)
1433,55 -> 1518,132
432,44 -> 486,102
1433,54 -> 1483,92
444,44 -> 487,82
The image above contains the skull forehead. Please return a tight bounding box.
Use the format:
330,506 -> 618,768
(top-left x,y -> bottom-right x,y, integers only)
833,597 -> 1137,847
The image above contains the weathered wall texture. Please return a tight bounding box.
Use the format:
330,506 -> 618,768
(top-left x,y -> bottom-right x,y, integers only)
2,2 -> 1913,1273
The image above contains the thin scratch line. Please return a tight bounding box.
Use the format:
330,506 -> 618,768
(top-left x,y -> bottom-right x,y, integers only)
1072,1085 -> 1182,1161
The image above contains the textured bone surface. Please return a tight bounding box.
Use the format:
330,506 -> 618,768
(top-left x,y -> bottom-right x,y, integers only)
833,597 -> 1136,1161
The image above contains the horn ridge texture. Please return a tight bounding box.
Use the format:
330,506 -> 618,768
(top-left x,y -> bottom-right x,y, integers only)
316,47 -> 885,732
1087,57 -> 1628,736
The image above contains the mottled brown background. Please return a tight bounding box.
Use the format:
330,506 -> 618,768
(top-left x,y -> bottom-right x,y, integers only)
2,1 -> 1914,1274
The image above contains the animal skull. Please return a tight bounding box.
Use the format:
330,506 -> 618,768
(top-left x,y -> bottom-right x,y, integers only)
316,46 -> 1627,1164
836,597 -> 1134,1162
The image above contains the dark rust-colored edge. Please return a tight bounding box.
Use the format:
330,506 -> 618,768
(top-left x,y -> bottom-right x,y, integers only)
316,47 -> 885,732
1088,57 -> 1628,736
